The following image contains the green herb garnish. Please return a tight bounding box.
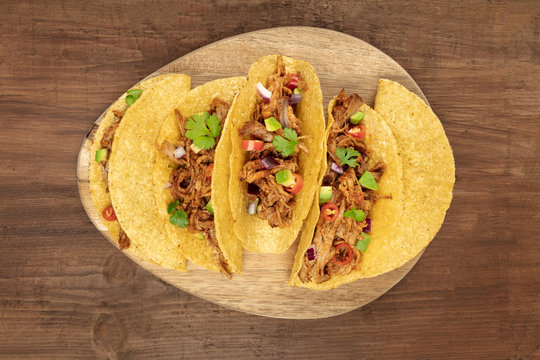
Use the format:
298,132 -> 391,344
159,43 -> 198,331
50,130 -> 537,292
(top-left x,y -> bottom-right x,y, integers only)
125,89 -> 143,106
359,171 -> 378,190
272,127 -> 298,157
336,147 -> 361,168
167,200 -> 188,228
344,207 -> 366,222
355,233 -> 371,253
185,112 -> 221,150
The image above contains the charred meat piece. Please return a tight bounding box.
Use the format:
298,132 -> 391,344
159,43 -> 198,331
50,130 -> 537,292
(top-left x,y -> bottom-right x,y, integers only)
239,120 -> 274,142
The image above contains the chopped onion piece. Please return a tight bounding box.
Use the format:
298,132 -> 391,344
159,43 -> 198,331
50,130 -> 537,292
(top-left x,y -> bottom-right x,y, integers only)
256,82 -> 272,102
306,245 -> 317,261
173,146 -> 186,159
364,217 -> 372,233
289,93 -> 302,105
261,156 -> 280,169
247,183 -> 260,197
247,199 -> 259,215
163,182 -> 172,190
330,162 -> 344,174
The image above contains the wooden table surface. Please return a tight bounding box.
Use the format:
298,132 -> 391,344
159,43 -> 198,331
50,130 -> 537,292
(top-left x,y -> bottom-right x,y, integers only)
1,1 -> 538,359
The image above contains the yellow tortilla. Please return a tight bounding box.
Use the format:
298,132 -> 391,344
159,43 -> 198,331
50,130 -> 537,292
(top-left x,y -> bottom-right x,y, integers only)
108,74 -> 191,270
89,75 -> 165,252
228,55 -> 326,253
370,79 -> 455,276
289,101 -> 404,289
153,77 -> 247,273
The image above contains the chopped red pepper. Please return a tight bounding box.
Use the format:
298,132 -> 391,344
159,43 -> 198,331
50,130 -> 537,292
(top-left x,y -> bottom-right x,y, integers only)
332,242 -> 354,266
348,125 -> 366,139
321,202 -> 339,222
102,206 -> 117,221
285,173 -> 303,194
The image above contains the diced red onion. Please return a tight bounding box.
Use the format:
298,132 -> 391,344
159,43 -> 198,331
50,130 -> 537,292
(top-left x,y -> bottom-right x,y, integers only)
163,182 -> 172,190
279,98 -> 289,128
364,217 -> 372,233
256,82 -> 271,102
288,93 -> 302,105
260,156 -> 279,169
247,199 -> 259,215
247,183 -> 260,196
173,146 -> 186,159
330,162 -> 344,174
306,245 -> 317,261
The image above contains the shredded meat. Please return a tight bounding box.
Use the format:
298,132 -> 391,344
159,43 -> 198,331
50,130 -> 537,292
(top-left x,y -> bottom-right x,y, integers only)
238,55 -> 305,228
118,229 -> 130,250
210,98 -> 230,126
160,140 -> 184,165
163,98 -> 233,278
239,120 -> 274,142
298,90 -> 386,284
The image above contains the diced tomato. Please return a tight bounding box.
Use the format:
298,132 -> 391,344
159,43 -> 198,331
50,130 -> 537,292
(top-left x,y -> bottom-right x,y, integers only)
333,242 -> 354,266
241,140 -> 264,151
286,73 -> 299,90
348,125 -> 366,139
285,173 -> 303,194
102,206 -> 117,221
321,202 -> 339,222
205,163 -> 214,178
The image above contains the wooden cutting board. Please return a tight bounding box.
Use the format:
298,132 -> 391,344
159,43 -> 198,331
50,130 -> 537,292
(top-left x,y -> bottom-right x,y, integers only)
77,27 -> 427,319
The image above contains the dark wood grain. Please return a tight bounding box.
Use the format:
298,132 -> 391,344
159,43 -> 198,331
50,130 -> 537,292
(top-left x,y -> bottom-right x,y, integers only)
0,0 -> 538,359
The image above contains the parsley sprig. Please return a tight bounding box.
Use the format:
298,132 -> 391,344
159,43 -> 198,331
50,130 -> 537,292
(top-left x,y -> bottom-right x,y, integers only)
336,147 -> 361,168
344,207 -> 366,222
273,127 -> 298,157
167,200 -> 188,228
185,112 -> 221,150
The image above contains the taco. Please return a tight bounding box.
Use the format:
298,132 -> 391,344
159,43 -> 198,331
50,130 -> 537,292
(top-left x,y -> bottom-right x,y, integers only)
227,55 -> 326,253
89,74 -> 189,265
289,89 -> 403,289
153,77 -> 247,278
106,74 -> 191,270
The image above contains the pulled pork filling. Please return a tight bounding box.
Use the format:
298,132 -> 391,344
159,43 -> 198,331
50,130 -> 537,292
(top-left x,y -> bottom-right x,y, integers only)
298,90 -> 386,284
239,56 -> 308,228
162,98 -> 231,278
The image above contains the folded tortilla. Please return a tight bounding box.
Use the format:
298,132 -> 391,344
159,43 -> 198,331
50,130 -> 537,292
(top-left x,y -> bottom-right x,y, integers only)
107,74 -> 191,270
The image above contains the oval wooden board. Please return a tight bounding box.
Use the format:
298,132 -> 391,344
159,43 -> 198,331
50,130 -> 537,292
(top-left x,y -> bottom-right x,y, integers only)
78,27 -> 427,319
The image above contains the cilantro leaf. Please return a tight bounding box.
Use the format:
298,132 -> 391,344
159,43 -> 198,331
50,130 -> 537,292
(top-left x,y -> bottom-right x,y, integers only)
272,127 -> 298,157
167,200 -> 179,214
336,147 -> 361,168
185,112 -> 221,150
344,207 -> 366,222
169,208 -> 188,228
125,89 -> 143,106
207,114 -> 221,138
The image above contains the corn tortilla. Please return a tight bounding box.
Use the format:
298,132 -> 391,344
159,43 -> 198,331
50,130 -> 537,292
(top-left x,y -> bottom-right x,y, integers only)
108,74 -> 191,270
370,79 -> 455,276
